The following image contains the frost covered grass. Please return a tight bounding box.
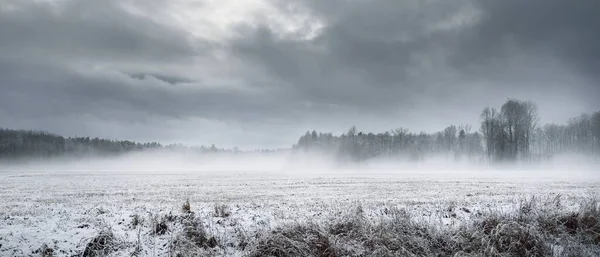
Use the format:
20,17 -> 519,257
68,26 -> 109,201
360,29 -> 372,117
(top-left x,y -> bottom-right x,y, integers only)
250,198 -> 600,257
1,168 -> 599,256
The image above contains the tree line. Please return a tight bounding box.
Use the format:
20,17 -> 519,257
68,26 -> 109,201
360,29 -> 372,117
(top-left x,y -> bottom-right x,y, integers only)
0,129 -> 164,159
294,99 -> 600,162
1,98 -> 598,162
0,128 -> 288,160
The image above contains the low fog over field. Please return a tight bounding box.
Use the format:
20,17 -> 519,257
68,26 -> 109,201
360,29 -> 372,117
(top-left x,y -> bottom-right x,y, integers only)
2,0 -> 600,256
2,150 -> 599,180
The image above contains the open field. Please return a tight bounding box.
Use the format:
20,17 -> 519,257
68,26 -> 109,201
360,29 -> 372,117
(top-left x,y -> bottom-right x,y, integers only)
1,164 -> 600,256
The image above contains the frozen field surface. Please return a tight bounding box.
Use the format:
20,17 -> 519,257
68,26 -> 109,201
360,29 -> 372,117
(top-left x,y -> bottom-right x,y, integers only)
1,169 -> 599,256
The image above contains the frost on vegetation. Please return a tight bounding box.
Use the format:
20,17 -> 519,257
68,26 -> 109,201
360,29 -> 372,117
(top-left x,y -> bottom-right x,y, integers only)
214,203 -> 231,218
149,201 -> 222,257
79,229 -> 122,257
170,212 -> 219,256
182,199 -> 191,214
33,244 -> 54,257
4,196 -> 600,256
130,213 -> 142,228
249,198 -> 600,257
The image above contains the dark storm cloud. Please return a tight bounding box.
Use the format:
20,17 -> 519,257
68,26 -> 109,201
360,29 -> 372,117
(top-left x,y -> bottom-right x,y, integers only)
0,0 -> 195,64
457,0 -> 600,76
455,0 -> 600,115
0,0 -> 598,147
0,59 -> 296,122
232,0 -> 470,112
0,1 -> 297,118
231,0 -> 600,128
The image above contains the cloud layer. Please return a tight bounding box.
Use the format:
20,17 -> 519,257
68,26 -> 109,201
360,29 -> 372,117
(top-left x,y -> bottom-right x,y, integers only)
1,0 -> 598,148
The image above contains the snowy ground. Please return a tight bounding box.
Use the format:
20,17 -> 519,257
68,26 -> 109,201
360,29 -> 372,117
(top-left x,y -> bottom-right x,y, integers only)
1,163 -> 599,256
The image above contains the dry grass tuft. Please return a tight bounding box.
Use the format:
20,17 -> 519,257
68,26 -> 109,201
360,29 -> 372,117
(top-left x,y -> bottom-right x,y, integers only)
480,222 -> 550,256
170,211 -> 220,256
182,200 -> 191,214
214,203 -> 231,218
81,229 -> 119,257
34,244 -> 54,257
251,224 -> 337,257
154,218 -> 169,235
130,213 -> 142,228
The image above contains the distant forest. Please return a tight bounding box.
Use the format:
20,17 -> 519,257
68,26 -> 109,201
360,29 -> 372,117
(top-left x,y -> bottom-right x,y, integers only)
294,99 -> 600,162
0,129 -> 164,159
1,99 -> 599,162
0,130 -> 255,159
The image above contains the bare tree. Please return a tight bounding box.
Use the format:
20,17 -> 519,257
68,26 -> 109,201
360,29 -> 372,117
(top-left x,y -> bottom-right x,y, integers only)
480,107 -> 501,161
593,112 -> 600,154
521,101 -> 539,160
500,99 -> 538,161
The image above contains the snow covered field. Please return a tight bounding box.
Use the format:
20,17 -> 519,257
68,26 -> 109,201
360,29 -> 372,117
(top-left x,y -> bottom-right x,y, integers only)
1,156 -> 599,256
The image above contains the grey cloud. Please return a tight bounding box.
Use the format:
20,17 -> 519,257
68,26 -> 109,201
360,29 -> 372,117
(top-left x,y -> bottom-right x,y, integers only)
0,60 -> 296,122
232,0 -> 600,123
0,0 -> 598,148
457,0 -> 600,75
126,73 -> 194,85
0,0 -> 196,65
0,0 -> 299,121
455,0 -> 600,111
232,0 -> 481,111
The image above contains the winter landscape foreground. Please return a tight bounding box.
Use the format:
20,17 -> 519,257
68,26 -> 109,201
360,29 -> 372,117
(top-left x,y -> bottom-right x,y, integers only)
1,155 -> 600,257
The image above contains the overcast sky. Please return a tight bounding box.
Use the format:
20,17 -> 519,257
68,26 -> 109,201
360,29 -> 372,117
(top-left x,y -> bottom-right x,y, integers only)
1,0 -> 599,149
